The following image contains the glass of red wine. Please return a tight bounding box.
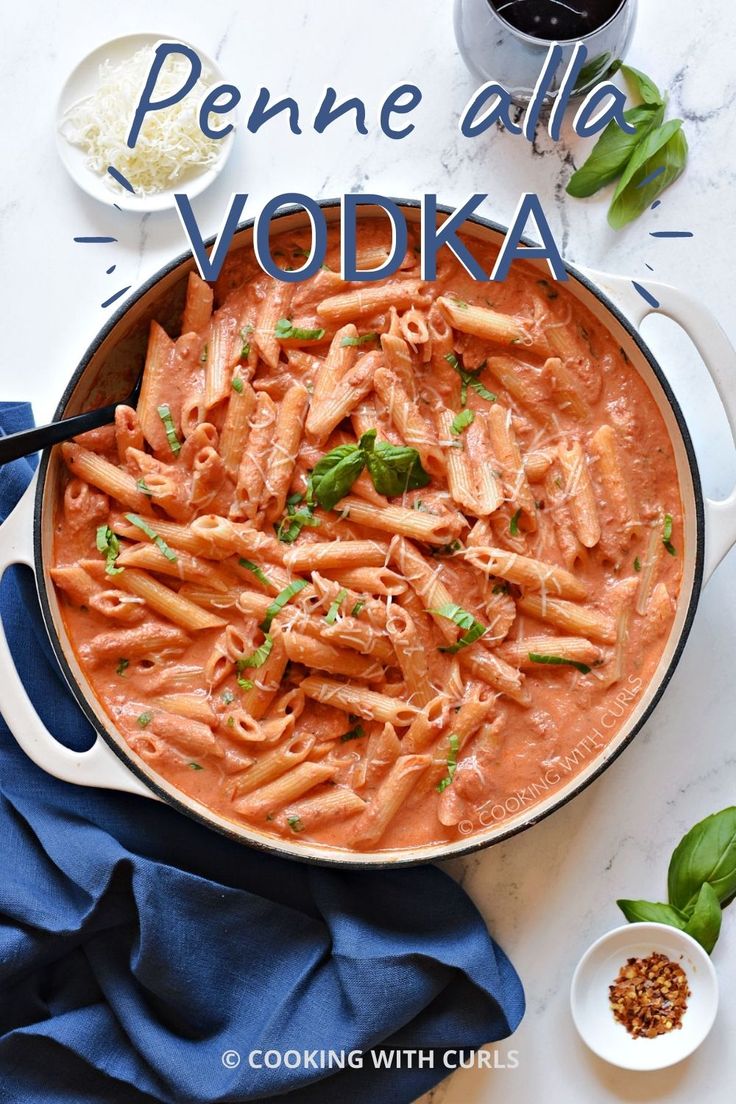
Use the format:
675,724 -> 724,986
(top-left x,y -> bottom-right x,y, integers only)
454,0 -> 637,106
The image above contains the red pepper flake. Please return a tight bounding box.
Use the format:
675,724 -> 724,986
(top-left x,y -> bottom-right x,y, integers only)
609,952 -> 690,1039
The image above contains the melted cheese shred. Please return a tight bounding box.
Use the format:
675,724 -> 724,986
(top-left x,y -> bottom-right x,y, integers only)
60,45 -> 228,194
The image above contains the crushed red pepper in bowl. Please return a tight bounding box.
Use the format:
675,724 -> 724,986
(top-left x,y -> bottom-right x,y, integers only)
609,951 -> 690,1039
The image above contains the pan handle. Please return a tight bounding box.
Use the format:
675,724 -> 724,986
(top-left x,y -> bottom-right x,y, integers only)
578,268 -> 736,584
0,474 -> 155,798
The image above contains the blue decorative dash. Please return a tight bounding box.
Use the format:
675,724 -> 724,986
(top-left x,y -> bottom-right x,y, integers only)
649,231 -> 694,238
106,264 -> 117,274
631,281 -> 660,309
645,263 -> 654,271
651,200 -> 662,210
107,166 -> 135,193
636,166 -> 665,189
101,285 -> 132,309
73,235 -> 118,243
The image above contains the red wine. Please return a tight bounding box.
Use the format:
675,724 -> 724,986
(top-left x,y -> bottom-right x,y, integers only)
491,0 -> 624,40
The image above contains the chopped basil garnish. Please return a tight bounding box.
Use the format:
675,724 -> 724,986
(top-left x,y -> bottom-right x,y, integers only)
451,409 -> 475,435
237,677 -> 254,691
238,558 -> 273,588
340,332 -> 378,347
310,443 -> 368,510
340,724 -> 365,742
509,508 -> 522,537
351,600 -> 366,617
260,578 -> 308,631
437,733 -> 460,793
221,689 -> 235,705
287,815 -> 304,832
231,376 -> 244,393
156,403 -> 181,456
663,514 -> 677,556
188,762 -> 204,771
325,588 -> 348,624
444,352 -> 496,405
634,556 -> 642,572
226,716 -> 235,727
528,652 -> 592,674
137,711 -> 153,728
275,500 -> 320,544
492,582 -> 509,595
124,513 -> 177,562
136,478 -> 153,497
237,635 -> 274,670
275,318 -> 325,341
96,524 -> 123,575
116,658 -> 129,676
433,603 -> 487,654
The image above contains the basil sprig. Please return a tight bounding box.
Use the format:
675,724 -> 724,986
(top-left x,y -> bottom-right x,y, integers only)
444,353 -> 496,405
567,65 -> 688,229
275,318 -> 325,341
432,603 -> 487,654
308,429 -> 430,510
259,578 -> 308,632
96,524 -> 123,575
618,806 -> 736,954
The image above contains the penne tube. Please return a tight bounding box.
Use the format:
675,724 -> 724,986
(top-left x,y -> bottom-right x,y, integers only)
317,281 -> 430,325
230,733 -> 316,799
137,321 -> 177,454
557,441 -> 601,548
79,623 -> 190,666
542,357 -> 590,420
437,409 -> 500,516
117,543 -> 229,591
235,761 -> 336,819
459,648 -> 528,703
462,546 -> 588,600
373,367 -> 445,478
282,632 -> 384,681
149,710 -> 221,758
498,635 -> 602,668
308,346 -> 379,446
485,355 -> 547,414
349,755 -> 431,848
233,391 -> 277,521
402,694 -> 452,753
486,404 -> 537,529
254,281 -> 294,370
386,604 -> 434,706
300,676 -> 419,727
284,540 -> 389,573
339,496 -> 463,545
152,694 -> 216,726
389,536 -> 456,642
219,380 -> 257,477
50,565 -> 102,607
524,448 -> 555,483
319,616 -> 395,663
204,311 -> 240,413
190,515 -> 285,563
181,271 -> 214,333
517,594 -> 616,643
280,787 -> 367,832
636,522 -> 664,616
114,568 -> 226,631
61,443 -> 150,513
437,296 -> 550,356
261,384 -> 310,525
322,565 -> 407,596
115,405 -> 144,464
237,630 -> 289,720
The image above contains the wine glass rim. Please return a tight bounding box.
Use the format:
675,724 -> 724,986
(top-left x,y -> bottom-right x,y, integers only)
485,0 -> 629,46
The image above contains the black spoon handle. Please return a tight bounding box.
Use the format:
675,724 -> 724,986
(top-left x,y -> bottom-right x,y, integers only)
0,401 -> 119,466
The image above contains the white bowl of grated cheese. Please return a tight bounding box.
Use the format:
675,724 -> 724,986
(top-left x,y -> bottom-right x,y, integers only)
56,33 -> 237,213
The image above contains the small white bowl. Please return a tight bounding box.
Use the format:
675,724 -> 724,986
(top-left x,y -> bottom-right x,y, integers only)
570,922 -> 718,1071
56,32 -> 236,213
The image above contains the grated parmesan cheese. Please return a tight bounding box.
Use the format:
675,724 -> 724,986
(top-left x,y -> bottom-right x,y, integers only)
60,46 -> 228,194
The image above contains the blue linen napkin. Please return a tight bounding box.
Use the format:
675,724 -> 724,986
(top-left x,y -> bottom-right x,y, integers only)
0,401 -> 524,1104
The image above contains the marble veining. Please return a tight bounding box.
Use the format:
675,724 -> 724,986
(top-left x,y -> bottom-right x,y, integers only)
1,2 -> 735,1101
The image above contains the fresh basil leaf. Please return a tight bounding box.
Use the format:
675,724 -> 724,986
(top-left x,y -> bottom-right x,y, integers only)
325,588 -> 348,625
663,513 -> 677,556
451,409 -> 475,435
437,733 -> 460,793
311,444 -> 366,510
363,436 -> 431,498
124,513 -> 177,562
231,376 -> 244,393
620,64 -> 663,107
287,815 -> 304,832
528,652 -> 592,675
237,635 -> 274,669
683,882 -> 722,954
351,600 -> 365,617
667,806 -> 736,913
136,711 -> 153,729
237,676 -> 254,691
608,120 -> 687,230
260,578 -> 308,631
238,558 -> 273,588
136,477 -> 153,496
156,403 -> 181,455
340,723 -> 365,742
116,658 -> 128,676
617,899 -> 687,929
275,506 -> 320,544
340,332 -> 378,347
275,318 -> 325,341
509,508 -> 522,537
444,352 -> 496,404
433,603 -> 487,654
566,103 -> 664,198
96,524 -> 123,576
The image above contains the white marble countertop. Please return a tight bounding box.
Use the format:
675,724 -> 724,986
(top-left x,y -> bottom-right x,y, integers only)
2,1 -> 736,1101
